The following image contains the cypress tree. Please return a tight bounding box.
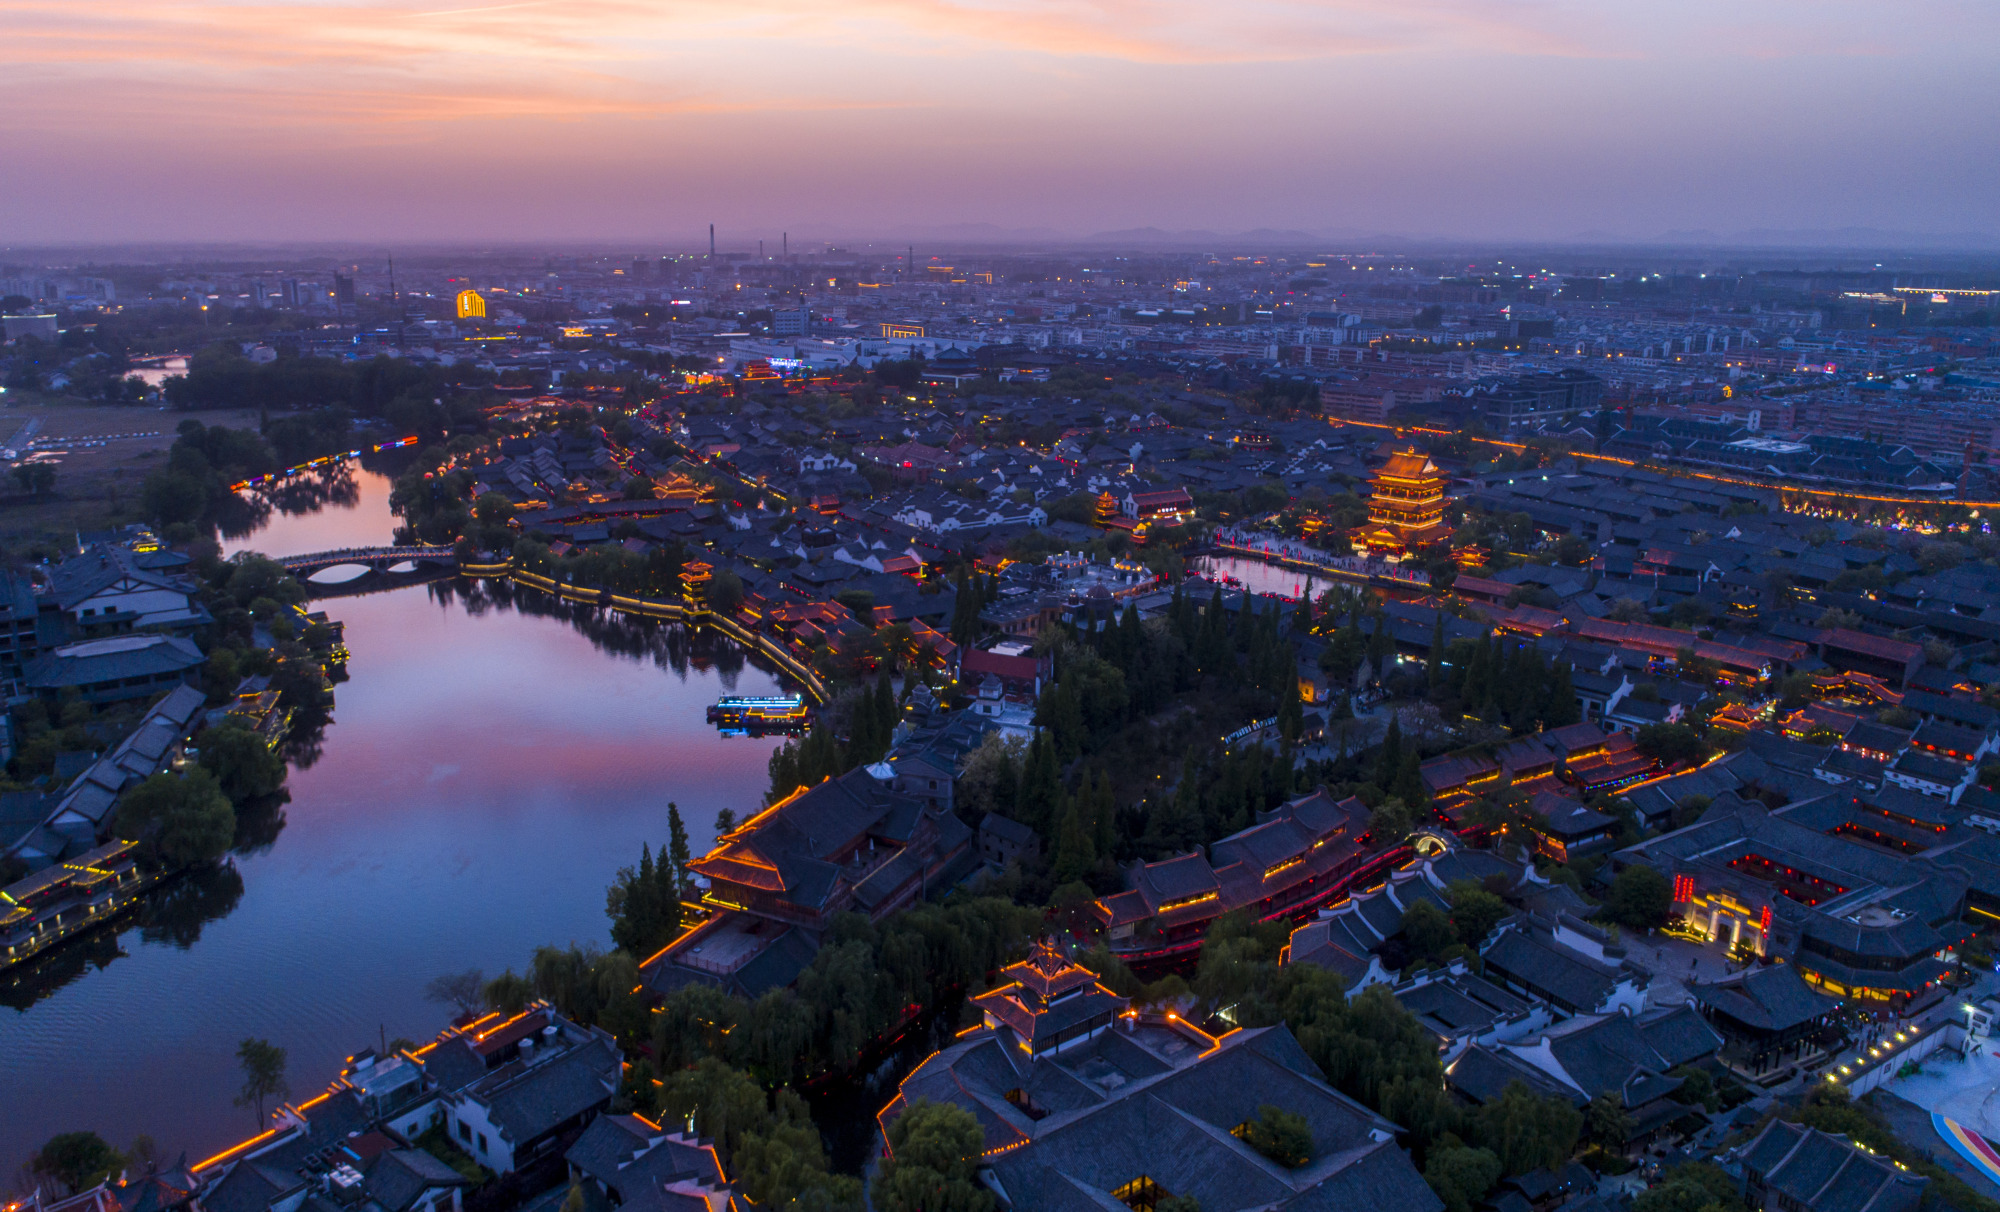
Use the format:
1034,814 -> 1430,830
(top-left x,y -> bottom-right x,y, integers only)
848,699 -> 876,765
1052,798 -> 1096,885
1376,715 -> 1403,788
872,668 -> 896,757
1279,676 -> 1304,744
1394,751 -> 1428,812
1367,617 -> 1395,679
1461,633 -> 1487,707
1018,732 -> 1063,835
993,743 -> 1021,814
950,567 -> 980,646
627,844 -> 660,953
1426,612 -> 1445,686
1546,661 -> 1578,726
667,802 -> 692,904
1092,769 -> 1117,861
655,834 -> 683,943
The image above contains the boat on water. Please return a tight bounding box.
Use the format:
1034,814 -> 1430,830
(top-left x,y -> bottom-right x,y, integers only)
706,694 -> 809,733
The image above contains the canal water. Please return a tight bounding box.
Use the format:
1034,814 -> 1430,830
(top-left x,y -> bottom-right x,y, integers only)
1193,553 -> 1329,599
0,464 -> 790,1175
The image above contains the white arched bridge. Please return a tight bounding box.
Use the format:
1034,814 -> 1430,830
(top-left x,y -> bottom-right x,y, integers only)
278,545 -> 457,577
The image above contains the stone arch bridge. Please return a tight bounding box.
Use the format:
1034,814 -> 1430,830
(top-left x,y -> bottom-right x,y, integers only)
277,546 -> 457,577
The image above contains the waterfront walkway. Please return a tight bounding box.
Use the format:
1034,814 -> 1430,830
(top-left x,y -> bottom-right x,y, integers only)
1209,528 -> 1435,591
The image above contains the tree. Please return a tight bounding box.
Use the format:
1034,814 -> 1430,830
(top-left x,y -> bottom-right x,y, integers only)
1635,723 -> 1707,767
873,1099 -> 994,1212
1402,899 -> 1457,966
425,969 -> 486,1017
1667,1064 -> 1714,1111
708,569 -> 745,615
483,968 -> 533,1013
715,807 -> 738,835
731,1088 -> 865,1211
1424,1144 -> 1503,1212
1239,1104 -> 1314,1167
1375,714 -> 1403,787
667,802 -> 693,906
1586,1089 -> 1633,1147
30,1131 -> 123,1195
234,1037 -> 290,1127
198,722 -> 288,804
14,462 -> 55,495
1634,1162 -> 1748,1212
142,469 -> 210,525
473,491 -> 516,525
659,1057 -> 772,1167
1473,1080 -> 1581,1175
1603,865 -> 1671,932
114,769 -> 236,868
1445,880 -> 1508,949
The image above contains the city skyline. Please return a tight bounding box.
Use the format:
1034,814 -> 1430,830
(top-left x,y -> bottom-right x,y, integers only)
3,0 -> 1999,245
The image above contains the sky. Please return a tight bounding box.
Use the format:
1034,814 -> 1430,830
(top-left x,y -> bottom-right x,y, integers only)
2,0 -> 1998,246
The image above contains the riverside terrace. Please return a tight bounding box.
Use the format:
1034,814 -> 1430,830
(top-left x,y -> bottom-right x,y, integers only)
1607,784 -> 2000,1008
1092,787 -> 1407,961
640,765 -> 974,998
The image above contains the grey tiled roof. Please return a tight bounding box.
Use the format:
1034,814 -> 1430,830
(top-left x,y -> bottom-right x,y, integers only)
1739,1119 -> 1926,1212
1481,927 -> 1626,1014
25,633 -> 203,689
464,1037 -> 619,1148
565,1115 -> 726,1212
1688,964 -> 1840,1034
892,1021 -> 1431,1212
363,1150 -> 467,1212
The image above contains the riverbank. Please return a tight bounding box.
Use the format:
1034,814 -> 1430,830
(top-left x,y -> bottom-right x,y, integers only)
1,472 -> 790,1178
465,556 -> 829,703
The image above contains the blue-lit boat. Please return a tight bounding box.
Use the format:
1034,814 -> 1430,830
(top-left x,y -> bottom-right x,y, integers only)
707,695 -> 809,733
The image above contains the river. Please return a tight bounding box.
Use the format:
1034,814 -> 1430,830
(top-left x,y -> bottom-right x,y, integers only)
0,464 -> 791,1175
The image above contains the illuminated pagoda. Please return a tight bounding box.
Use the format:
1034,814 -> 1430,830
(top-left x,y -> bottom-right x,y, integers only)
967,939 -> 1129,1058
1355,444 -> 1450,557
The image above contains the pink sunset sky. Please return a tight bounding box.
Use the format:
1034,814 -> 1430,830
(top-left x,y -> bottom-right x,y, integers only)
1,0 -> 1996,245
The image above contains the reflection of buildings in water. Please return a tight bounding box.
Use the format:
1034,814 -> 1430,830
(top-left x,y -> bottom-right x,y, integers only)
217,465 -> 365,542
0,861 -> 246,1012
444,577 -> 793,696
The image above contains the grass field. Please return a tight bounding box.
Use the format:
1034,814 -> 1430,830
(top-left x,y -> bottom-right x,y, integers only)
0,397 -> 265,553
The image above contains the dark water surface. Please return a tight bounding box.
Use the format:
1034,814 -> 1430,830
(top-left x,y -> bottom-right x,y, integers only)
1,467 -> 786,1174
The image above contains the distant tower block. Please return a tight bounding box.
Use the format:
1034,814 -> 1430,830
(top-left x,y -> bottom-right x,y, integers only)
455,290 -> 486,320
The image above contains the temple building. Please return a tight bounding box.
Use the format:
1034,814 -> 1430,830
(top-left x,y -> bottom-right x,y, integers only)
968,940 -> 1129,1058
1092,788 -> 1383,960
642,765 -> 974,999
1609,790 -> 1993,1006
1354,445 -> 1450,557
878,943 -> 1440,1212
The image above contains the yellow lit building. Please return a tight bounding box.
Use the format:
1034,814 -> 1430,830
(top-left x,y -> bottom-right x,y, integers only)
1355,445 -> 1450,556
456,290 -> 486,320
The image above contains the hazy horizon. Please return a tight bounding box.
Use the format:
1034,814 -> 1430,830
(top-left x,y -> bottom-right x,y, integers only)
4,0 -> 1998,246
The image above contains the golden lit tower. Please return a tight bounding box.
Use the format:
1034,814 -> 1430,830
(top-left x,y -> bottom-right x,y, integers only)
456,290 -> 486,320
1357,445 -> 1450,556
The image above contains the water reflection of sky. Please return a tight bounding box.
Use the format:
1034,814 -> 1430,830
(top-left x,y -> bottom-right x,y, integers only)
220,462 -> 394,561
1194,554 -> 1328,599
0,470 -> 785,1175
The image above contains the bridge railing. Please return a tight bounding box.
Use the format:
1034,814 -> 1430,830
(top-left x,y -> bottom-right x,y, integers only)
278,546 -> 456,569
